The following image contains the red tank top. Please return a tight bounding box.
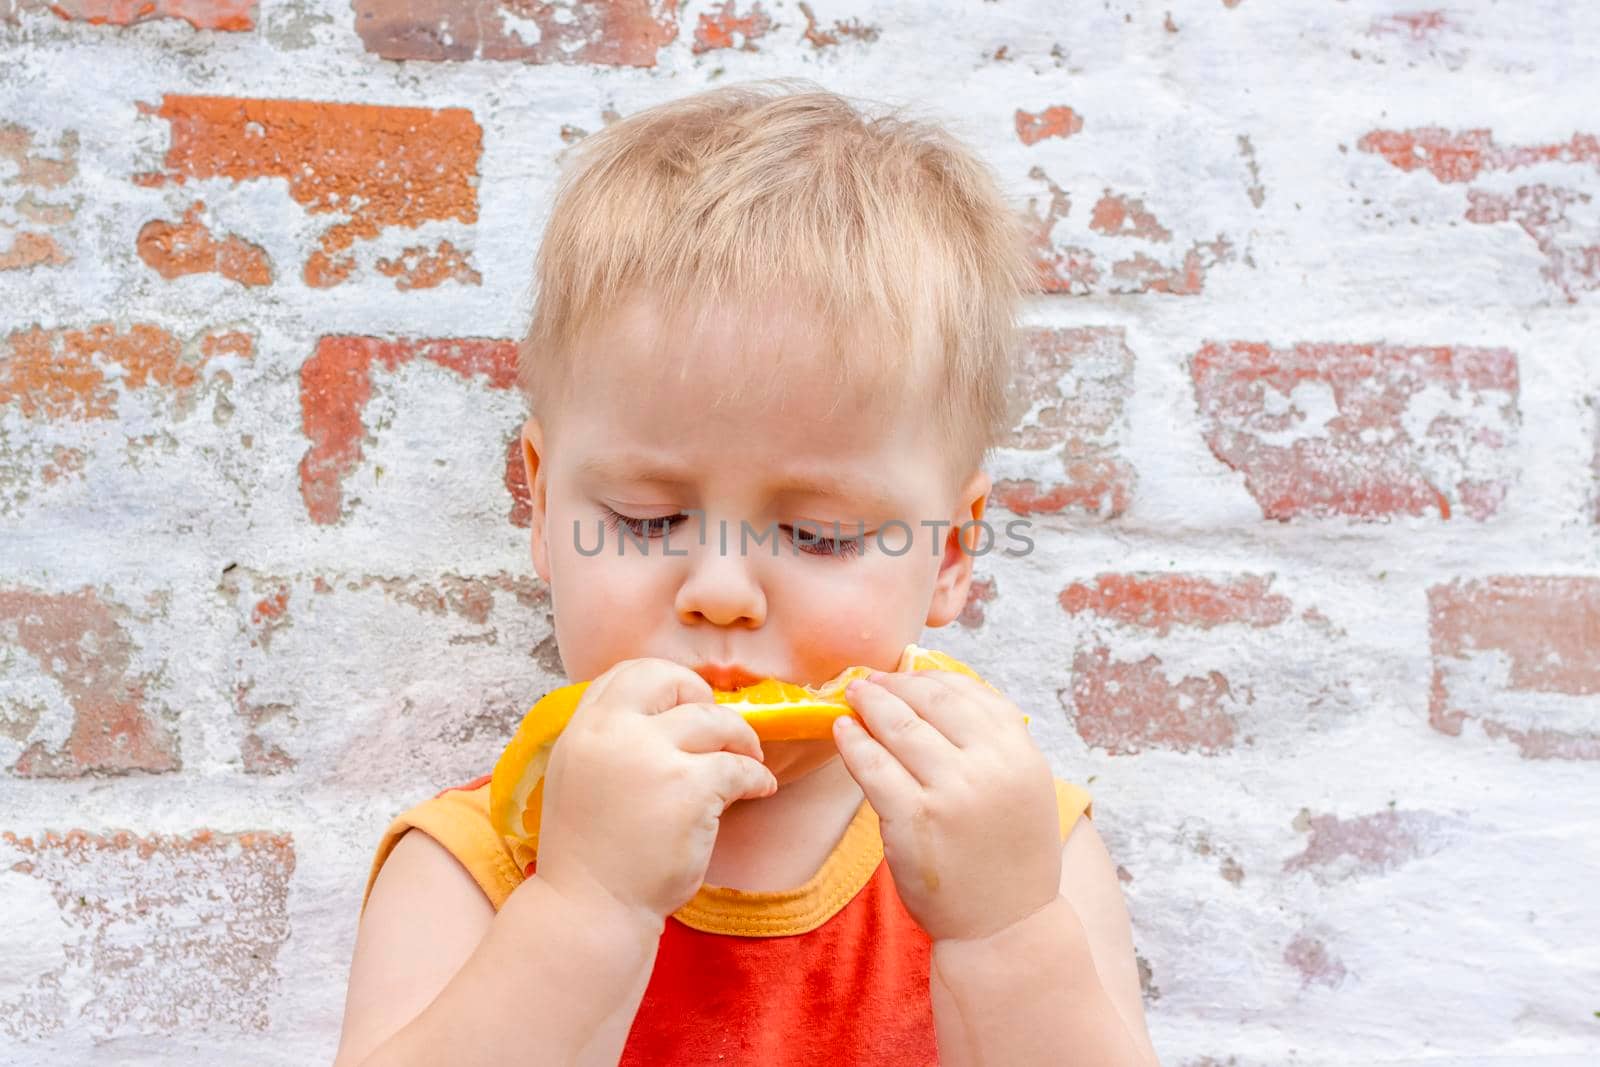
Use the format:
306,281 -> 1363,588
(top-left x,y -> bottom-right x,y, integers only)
363,772 -> 1093,1065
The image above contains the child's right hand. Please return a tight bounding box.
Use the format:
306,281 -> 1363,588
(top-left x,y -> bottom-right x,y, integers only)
531,657 -> 779,927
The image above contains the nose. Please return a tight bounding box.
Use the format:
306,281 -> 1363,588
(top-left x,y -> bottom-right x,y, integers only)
674,525 -> 767,628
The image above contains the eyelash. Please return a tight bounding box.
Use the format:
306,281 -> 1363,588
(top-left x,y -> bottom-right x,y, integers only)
598,506 -> 865,559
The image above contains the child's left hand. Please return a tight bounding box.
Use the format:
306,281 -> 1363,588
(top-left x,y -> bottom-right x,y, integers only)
834,669 -> 1063,944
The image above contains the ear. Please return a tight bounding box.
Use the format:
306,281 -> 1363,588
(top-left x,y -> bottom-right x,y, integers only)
521,416 -> 552,583
925,468 -> 991,628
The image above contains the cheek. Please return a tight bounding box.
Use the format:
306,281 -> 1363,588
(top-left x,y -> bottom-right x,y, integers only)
781,558 -> 932,674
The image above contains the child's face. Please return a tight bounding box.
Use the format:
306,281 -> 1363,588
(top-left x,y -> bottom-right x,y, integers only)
519,293 -> 987,779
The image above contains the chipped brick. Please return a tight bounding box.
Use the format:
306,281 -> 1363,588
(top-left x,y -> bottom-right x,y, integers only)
0,124 -> 79,271
135,95 -> 480,288
1025,166 -> 1233,295
136,200 -> 272,286
0,829 -> 292,1039
1358,128 -> 1599,184
1358,128 -> 1600,302
1191,341 -> 1519,521
6,0 -> 255,29
992,326 -> 1136,518
1464,184 -> 1598,302
956,574 -> 996,629
352,0 -> 680,67
1284,808 -> 1457,882
797,0 -> 877,48
0,323 -> 253,422
1284,932 -> 1347,988
1060,574 -> 1294,637
1069,645 -> 1240,755
505,430 -> 532,527
1369,10 -> 1452,40
1090,191 -> 1172,241
298,336 -> 517,524
1015,106 -> 1083,146
693,0 -> 770,53
0,588 -> 179,777
1428,577 -> 1600,759
374,239 -> 482,290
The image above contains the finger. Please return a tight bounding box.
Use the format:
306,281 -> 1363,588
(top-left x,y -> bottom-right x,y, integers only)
703,750 -> 779,805
832,704 -> 922,819
865,670 -> 990,749
602,658 -> 715,717
656,702 -> 764,762
844,678 -> 958,786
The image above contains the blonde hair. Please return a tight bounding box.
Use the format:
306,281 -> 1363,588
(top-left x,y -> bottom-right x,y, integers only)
518,79 -> 1036,482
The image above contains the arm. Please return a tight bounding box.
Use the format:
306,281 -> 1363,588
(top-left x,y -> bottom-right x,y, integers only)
333,829 -> 664,1067
929,816 -> 1160,1066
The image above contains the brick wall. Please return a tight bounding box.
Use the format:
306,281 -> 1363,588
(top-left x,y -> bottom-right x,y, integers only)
3,2 -> 1597,1063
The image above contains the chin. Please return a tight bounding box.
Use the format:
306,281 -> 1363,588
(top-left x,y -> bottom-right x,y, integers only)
762,738 -> 842,780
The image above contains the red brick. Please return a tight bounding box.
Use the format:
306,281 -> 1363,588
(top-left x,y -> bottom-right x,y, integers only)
5,0 -> 255,29
956,574 -> 997,629
991,326 -> 1136,518
1368,10 -> 1452,40
1358,128 -> 1599,184
1284,931 -> 1348,989
1058,573 -> 1315,755
1090,191 -> 1171,241
352,0 -> 679,66
135,95 -> 481,288
1358,127 -> 1600,302
1190,341 -> 1519,521
0,123 -> 78,271
1024,165 -> 1234,295
0,829 -> 292,1038
136,200 -> 272,286
693,0 -> 770,53
375,239 -> 482,290
298,336 -> 517,524
1015,106 -> 1083,146
1284,807 -> 1457,883
0,588 -> 179,777
1464,184 -> 1599,303
798,1 -> 877,48
1070,645 -> 1239,755
1428,577 -> 1600,759
1060,574 -> 1293,637
0,323 -> 253,421
505,430 -> 533,527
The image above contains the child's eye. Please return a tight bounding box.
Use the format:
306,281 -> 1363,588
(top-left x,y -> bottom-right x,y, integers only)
600,506 -> 687,538
784,525 -> 865,559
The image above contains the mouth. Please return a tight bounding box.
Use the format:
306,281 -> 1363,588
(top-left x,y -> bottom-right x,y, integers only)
692,663 -> 768,690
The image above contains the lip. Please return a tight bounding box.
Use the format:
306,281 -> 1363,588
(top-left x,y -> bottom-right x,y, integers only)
692,663 -> 768,690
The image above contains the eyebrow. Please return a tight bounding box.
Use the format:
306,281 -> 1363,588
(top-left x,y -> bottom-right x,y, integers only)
576,453 -> 902,512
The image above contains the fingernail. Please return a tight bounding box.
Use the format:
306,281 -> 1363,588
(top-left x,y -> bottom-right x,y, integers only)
867,671 -> 888,683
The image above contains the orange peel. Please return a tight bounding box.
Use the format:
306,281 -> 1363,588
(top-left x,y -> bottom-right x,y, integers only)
488,643 -> 1019,855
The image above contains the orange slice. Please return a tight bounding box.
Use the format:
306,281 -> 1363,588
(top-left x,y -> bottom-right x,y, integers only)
488,643 -> 1012,855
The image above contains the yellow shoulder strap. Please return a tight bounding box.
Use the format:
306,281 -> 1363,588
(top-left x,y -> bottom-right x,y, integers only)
1053,777 -> 1094,838
361,776 -> 1094,919
361,781 -> 523,916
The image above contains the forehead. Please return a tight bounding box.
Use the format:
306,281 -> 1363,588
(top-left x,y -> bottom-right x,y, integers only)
552,292 -> 947,498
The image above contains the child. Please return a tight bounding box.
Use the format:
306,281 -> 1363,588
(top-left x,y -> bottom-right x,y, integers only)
335,80 -> 1159,1067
